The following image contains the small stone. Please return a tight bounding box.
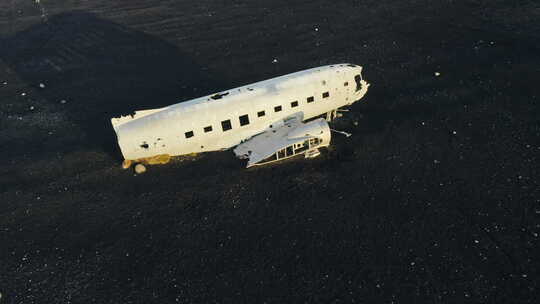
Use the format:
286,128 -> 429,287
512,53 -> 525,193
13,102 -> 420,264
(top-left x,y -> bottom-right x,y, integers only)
272,58 -> 278,63
315,27 -> 319,32
433,160 -> 440,164
2,81 -> 7,85
134,164 -> 146,174
21,92 -> 26,96
60,99 -> 67,104
353,121 -> 359,126
434,72 -> 441,77
39,83 -> 45,88
29,106 -> 34,110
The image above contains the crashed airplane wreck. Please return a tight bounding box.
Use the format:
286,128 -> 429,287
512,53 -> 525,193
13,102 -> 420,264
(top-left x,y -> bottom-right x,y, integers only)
111,64 -> 369,170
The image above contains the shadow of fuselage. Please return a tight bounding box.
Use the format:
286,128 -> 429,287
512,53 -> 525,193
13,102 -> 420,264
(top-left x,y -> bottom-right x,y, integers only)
1,11 -> 228,160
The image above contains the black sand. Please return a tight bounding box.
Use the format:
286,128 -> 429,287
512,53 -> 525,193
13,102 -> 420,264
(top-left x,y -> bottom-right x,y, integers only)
1,0 -> 539,303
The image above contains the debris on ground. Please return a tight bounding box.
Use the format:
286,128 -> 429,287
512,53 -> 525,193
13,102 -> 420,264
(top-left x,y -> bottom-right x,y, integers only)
134,163 -> 146,174
122,160 -> 132,169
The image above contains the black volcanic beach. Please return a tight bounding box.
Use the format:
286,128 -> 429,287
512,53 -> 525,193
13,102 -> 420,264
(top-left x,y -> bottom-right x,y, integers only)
1,0 -> 539,303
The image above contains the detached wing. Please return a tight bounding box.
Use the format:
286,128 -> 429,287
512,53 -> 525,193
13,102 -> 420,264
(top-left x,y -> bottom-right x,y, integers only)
233,117 -> 330,168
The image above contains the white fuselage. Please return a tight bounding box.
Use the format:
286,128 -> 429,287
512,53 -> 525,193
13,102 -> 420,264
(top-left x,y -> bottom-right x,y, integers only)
111,63 -> 369,161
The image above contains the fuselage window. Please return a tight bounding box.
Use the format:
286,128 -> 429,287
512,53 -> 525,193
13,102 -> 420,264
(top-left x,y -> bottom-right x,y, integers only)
239,114 -> 250,126
274,105 -> 282,112
354,74 -> 362,92
185,131 -> 194,138
307,96 -> 314,103
344,82 -> 349,87
291,101 -> 298,108
322,92 -> 329,98
204,126 -> 213,133
257,110 -> 265,117
221,119 -> 232,131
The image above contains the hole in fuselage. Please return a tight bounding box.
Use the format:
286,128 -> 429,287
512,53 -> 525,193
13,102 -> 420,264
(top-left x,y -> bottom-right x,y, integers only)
211,92 -> 230,100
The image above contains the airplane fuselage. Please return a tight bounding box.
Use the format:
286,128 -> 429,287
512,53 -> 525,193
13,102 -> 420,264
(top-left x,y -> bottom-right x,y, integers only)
111,63 -> 369,161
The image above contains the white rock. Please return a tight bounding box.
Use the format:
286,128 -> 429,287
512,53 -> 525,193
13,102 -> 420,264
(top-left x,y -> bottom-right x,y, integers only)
29,106 -> 34,110
434,72 -> 441,77
2,81 -> 7,85
452,131 -> 457,135
39,83 -> 45,88
272,58 -> 278,63
134,164 -> 146,174
60,99 -> 67,104
21,92 -> 26,96
315,27 -> 319,32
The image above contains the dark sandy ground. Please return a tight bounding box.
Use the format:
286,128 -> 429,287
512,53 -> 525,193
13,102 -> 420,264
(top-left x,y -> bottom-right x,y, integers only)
1,0 -> 539,303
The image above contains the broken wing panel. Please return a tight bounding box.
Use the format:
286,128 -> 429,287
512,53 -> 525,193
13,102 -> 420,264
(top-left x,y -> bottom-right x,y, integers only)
233,118 -> 330,167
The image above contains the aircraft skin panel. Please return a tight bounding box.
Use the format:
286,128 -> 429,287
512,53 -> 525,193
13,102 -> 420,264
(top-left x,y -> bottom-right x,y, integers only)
233,118 -> 331,167
111,63 -> 369,161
